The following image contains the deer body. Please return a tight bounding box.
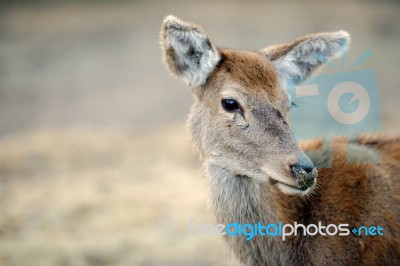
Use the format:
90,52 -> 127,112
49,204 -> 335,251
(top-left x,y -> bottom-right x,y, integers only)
160,16 -> 400,265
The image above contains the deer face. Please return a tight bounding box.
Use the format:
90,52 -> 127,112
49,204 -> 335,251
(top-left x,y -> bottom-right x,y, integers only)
160,15 -> 349,195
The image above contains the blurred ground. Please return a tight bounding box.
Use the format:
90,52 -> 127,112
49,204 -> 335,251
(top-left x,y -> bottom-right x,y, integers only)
0,127 -> 235,266
0,0 -> 399,265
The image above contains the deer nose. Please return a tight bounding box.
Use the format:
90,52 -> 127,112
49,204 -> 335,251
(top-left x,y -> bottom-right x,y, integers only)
291,153 -> 318,190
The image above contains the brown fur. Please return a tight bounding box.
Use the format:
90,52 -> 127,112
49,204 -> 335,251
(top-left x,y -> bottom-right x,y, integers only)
280,137 -> 400,265
204,49 -> 287,113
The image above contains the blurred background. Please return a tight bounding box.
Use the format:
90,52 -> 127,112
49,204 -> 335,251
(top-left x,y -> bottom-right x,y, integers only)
0,0 -> 399,265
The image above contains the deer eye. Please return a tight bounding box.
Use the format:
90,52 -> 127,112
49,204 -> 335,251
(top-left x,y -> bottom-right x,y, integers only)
221,99 -> 241,113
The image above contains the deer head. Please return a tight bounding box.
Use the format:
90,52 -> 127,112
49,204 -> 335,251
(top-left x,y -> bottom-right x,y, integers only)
160,15 -> 349,195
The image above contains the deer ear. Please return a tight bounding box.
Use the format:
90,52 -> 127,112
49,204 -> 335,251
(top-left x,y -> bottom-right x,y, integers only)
260,31 -> 350,85
160,15 -> 221,88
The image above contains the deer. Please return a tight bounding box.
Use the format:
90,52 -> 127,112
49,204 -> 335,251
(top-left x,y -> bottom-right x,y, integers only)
160,15 -> 400,265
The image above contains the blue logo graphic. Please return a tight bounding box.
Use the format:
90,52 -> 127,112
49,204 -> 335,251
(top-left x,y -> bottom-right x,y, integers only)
286,51 -> 382,166
289,69 -> 381,140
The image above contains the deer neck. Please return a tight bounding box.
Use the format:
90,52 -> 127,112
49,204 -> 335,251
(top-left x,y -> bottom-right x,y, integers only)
205,163 -> 306,265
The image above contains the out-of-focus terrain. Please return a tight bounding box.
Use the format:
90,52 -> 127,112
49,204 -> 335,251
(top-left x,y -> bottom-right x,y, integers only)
0,0 -> 399,265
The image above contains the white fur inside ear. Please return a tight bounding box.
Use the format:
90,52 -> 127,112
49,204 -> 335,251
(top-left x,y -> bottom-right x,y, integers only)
273,31 -> 349,85
164,16 -> 220,87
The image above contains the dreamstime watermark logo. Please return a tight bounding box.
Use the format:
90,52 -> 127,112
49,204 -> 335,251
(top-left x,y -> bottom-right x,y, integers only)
188,220 -> 384,241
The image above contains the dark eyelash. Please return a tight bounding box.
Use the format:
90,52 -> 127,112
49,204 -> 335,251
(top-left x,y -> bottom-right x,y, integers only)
290,101 -> 298,109
275,109 -> 284,120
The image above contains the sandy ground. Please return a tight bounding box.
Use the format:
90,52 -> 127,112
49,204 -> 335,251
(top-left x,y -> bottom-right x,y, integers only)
0,0 -> 399,265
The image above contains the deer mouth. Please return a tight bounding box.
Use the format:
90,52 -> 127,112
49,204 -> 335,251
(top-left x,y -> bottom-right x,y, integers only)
269,176 -> 316,195
276,179 -> 312,192
263,166 -> 316,195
